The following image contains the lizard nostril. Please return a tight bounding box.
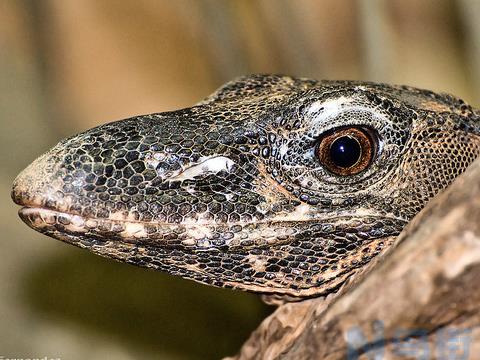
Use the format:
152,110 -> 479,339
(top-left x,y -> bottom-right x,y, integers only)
316,126 -> 377,176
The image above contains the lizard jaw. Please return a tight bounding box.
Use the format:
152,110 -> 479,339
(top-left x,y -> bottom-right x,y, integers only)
19,207 -> 402,300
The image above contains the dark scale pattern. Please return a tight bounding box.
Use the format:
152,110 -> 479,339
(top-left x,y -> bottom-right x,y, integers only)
12,74 -> 480,299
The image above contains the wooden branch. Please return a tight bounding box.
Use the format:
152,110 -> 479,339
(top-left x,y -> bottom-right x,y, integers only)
229,158 -> 480,360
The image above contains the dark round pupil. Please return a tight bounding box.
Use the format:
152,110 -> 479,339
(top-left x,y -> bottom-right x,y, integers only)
329,136 -> 362,168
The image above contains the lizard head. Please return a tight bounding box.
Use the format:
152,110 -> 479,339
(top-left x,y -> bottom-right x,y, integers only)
12,75 -> 480,299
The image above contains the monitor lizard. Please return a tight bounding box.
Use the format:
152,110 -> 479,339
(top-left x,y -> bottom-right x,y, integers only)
11,74 -> 480,302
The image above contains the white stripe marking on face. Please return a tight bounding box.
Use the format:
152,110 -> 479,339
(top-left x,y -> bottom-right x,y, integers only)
168,156 -> 235,181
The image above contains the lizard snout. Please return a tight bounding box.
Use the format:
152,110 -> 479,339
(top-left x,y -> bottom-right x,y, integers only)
12,146 -> 69,211
10,112 -> 264,239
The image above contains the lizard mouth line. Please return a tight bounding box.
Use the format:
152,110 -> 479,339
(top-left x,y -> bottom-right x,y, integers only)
18,205 -> 407,249
18,205 -> 407,228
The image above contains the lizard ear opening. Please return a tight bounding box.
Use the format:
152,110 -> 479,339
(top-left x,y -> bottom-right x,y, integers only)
316,126 -> 377,176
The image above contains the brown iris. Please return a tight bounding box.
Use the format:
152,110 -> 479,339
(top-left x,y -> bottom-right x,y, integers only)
316,127 -> 375,176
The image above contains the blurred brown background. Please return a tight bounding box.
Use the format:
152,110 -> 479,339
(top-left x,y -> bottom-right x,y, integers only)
2,0 -> 480,359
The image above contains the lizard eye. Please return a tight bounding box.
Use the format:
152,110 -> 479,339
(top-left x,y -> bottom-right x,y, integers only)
316,127 -> 376,176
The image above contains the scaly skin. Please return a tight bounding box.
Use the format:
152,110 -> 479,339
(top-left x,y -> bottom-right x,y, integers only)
11,75 -> 480,300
